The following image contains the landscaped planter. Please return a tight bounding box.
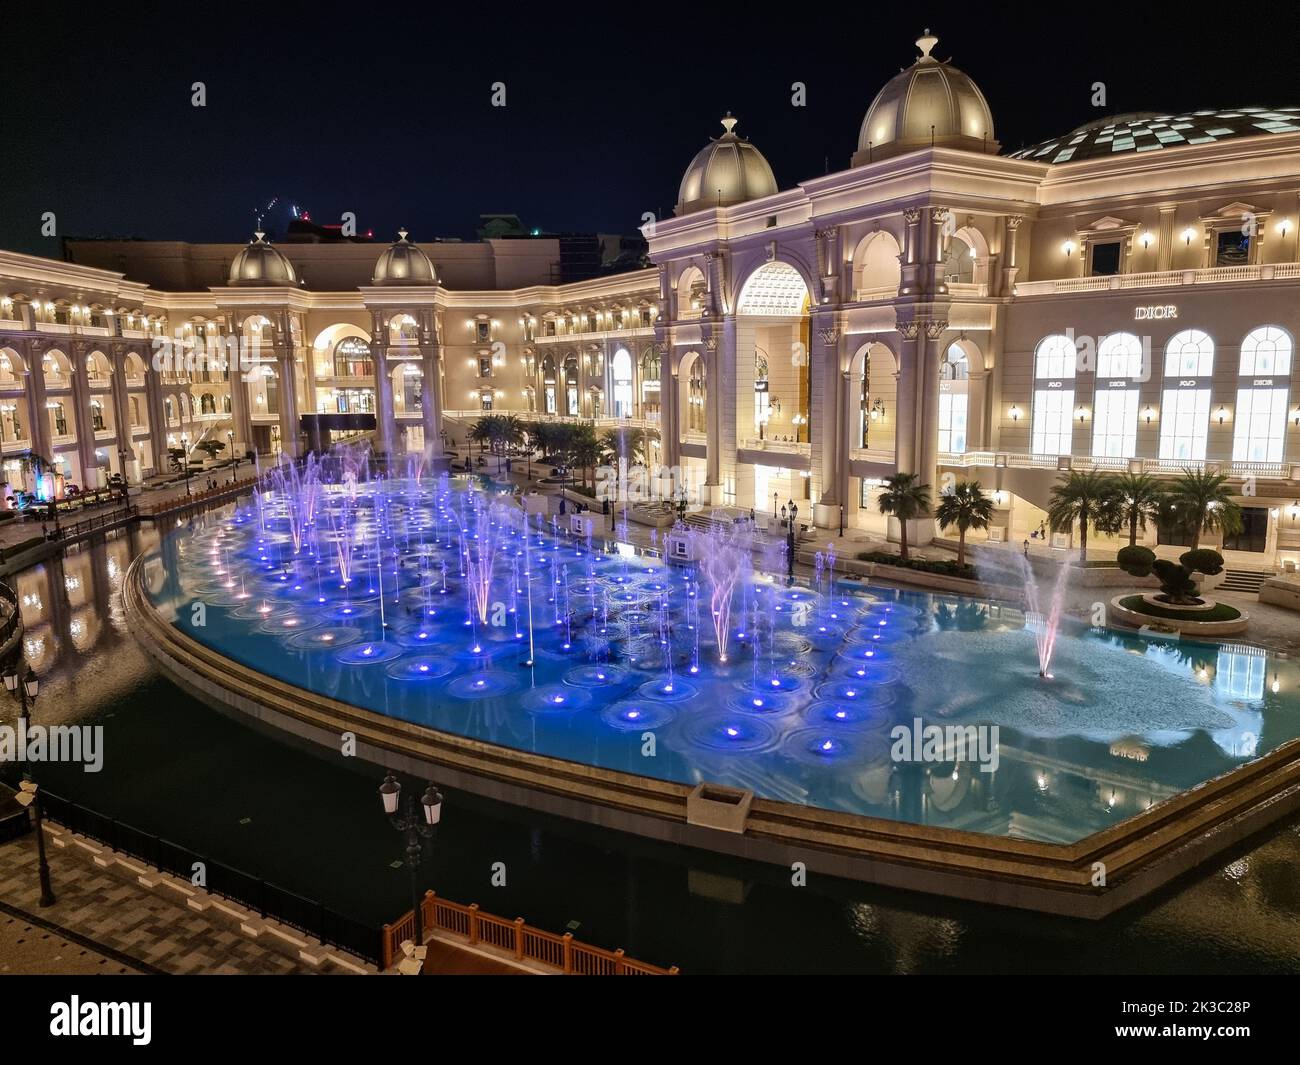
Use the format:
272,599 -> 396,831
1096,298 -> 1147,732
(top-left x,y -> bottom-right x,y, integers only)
1107,594 -> 1249,637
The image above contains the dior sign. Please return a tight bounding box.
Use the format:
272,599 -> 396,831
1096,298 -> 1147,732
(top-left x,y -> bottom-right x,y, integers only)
1134,305 -> 1178,320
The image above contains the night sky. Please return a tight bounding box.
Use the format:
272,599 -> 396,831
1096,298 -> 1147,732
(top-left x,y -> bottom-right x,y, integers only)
7,2 -> 1300,257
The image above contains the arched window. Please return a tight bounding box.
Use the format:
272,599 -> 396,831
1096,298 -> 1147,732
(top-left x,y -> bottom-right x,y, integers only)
611,348 -> 633,417
687,358 -> 706,433
1092,332 -> 1143,459
938,344 -> 969,454
1234,326 -> 1292,463
1031,334 -> 1076,456
334,337 -> 373,377
563,356 -> 579,416
1160,330 -> 1215,461
754,350 -> 771,435
389,315 -> 419,343
942,236 -> 974,285
50,401 -> 68,437
541,354 -> 557,414
639,348 -> 661,421
90,399 -> 105,432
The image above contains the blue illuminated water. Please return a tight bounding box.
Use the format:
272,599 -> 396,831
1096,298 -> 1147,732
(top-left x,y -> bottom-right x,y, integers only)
140,477 -> 1300,844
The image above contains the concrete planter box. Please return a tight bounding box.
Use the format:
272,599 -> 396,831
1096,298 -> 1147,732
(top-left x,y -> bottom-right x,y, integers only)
1260,576 -> 1300,612
1107,595 -> 1249,637
686,784 -> 753,833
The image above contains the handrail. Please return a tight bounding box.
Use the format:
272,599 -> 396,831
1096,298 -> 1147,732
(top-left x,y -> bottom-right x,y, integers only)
0,579 -> 19,646
381,889 -> 678,974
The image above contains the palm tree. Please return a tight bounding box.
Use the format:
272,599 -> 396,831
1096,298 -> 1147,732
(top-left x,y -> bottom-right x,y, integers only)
494,415 -> 524,473
1098,471 -> 1164,547
876,472 -> 930,561
568,428 -> 603,493
1047,469 -> 1111,562
933,480 -> 994,568
468,418 -> 492,460
1161,468 -> 1243,549
600,426 -> 647,467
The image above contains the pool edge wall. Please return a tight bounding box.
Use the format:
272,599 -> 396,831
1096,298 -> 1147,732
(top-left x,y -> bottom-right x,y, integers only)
124,554 -> 1300,921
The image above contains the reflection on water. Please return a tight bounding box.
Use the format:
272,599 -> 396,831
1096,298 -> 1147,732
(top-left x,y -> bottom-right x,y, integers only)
1,521 -> 1298,973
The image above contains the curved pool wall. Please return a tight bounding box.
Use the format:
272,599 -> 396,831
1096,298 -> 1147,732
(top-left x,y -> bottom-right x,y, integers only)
135,476 -> 1300,850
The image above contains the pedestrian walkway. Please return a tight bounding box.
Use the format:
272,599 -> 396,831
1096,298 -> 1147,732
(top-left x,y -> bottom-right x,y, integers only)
0,830 -> 347,975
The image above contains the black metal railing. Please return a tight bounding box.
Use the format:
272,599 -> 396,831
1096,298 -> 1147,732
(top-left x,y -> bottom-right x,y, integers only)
39,792 -> 381,964
0,581 -> 19,646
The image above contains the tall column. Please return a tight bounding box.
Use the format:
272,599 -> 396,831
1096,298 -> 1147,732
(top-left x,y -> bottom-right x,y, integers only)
421,344 -> 444,467
1001,215 -> 1024,296
109,349 -> 136,479
1156,205 -> 1177,272
707,319 -> 738,507
966,362 -> 990,452
25,340 -> 51,461
809,315 -> 842,525
277,347 -> 300,459
71,340 -> 100,487
227,332 -> 254,459
894,320 -> 920,476
916,318 -> 948,496
143,350 -> 167,474
658,340 -> 679,469
373,344 -> 396,456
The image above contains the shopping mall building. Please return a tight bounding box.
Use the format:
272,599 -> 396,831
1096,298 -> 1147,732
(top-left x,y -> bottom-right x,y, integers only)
2,30 -> 1299,566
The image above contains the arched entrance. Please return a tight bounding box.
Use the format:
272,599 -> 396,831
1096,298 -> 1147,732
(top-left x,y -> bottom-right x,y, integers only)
733,260 -> 811,510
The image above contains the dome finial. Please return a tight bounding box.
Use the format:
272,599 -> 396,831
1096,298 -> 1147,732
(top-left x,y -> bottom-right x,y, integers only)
720,112 -> 738,135
253,230 -> 266,243
398,228 -> 409,241
916,29 -> 938,60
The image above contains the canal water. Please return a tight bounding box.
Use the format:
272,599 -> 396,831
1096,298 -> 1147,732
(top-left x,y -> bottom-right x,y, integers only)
2,524 -> 1298,974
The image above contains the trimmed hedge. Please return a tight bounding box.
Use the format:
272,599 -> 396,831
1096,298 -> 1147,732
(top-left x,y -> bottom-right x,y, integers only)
856,551 -> 977,581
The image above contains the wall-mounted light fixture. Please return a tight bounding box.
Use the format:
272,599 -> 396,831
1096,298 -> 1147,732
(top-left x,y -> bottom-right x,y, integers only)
1061,239 -> 1077,258
1142,405 -> 1157,425
870,397 -> 886,421
1215,405 -> 1230,425
1075,405 -> 1089,423
1139,231 -> 1155,250
1008,405 -> 1022,422
1181,226 -> 1198,246
1278,218 -> 1293,238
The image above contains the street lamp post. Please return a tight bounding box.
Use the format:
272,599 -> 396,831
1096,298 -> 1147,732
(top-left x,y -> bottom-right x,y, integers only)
839,504 -> 845,539
4,667 -> 52,906
379,774 -> 442,958
781,500 -> 798,583
180,433 -> 192,495
227,430 -> 236,483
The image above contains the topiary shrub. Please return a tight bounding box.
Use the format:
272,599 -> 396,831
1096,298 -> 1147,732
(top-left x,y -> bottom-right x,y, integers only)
1117,545 -> 1217,604
1180,548 -> 1224,576
1151,559 -> 1199,603
1116,545 -> 1156,576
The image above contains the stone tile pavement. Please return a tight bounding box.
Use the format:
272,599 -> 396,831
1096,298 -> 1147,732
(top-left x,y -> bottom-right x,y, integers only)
0,830 -> 350,975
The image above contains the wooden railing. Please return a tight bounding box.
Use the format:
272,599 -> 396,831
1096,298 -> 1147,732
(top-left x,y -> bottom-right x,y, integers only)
136,475 -> 260,517
382,890 -> 678,974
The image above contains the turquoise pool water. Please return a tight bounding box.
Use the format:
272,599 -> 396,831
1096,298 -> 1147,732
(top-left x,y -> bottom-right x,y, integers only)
140,478 -> 1300,844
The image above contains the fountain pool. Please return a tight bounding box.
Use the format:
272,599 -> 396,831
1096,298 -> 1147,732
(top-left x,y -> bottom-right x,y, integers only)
137,470 -> 1300,846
